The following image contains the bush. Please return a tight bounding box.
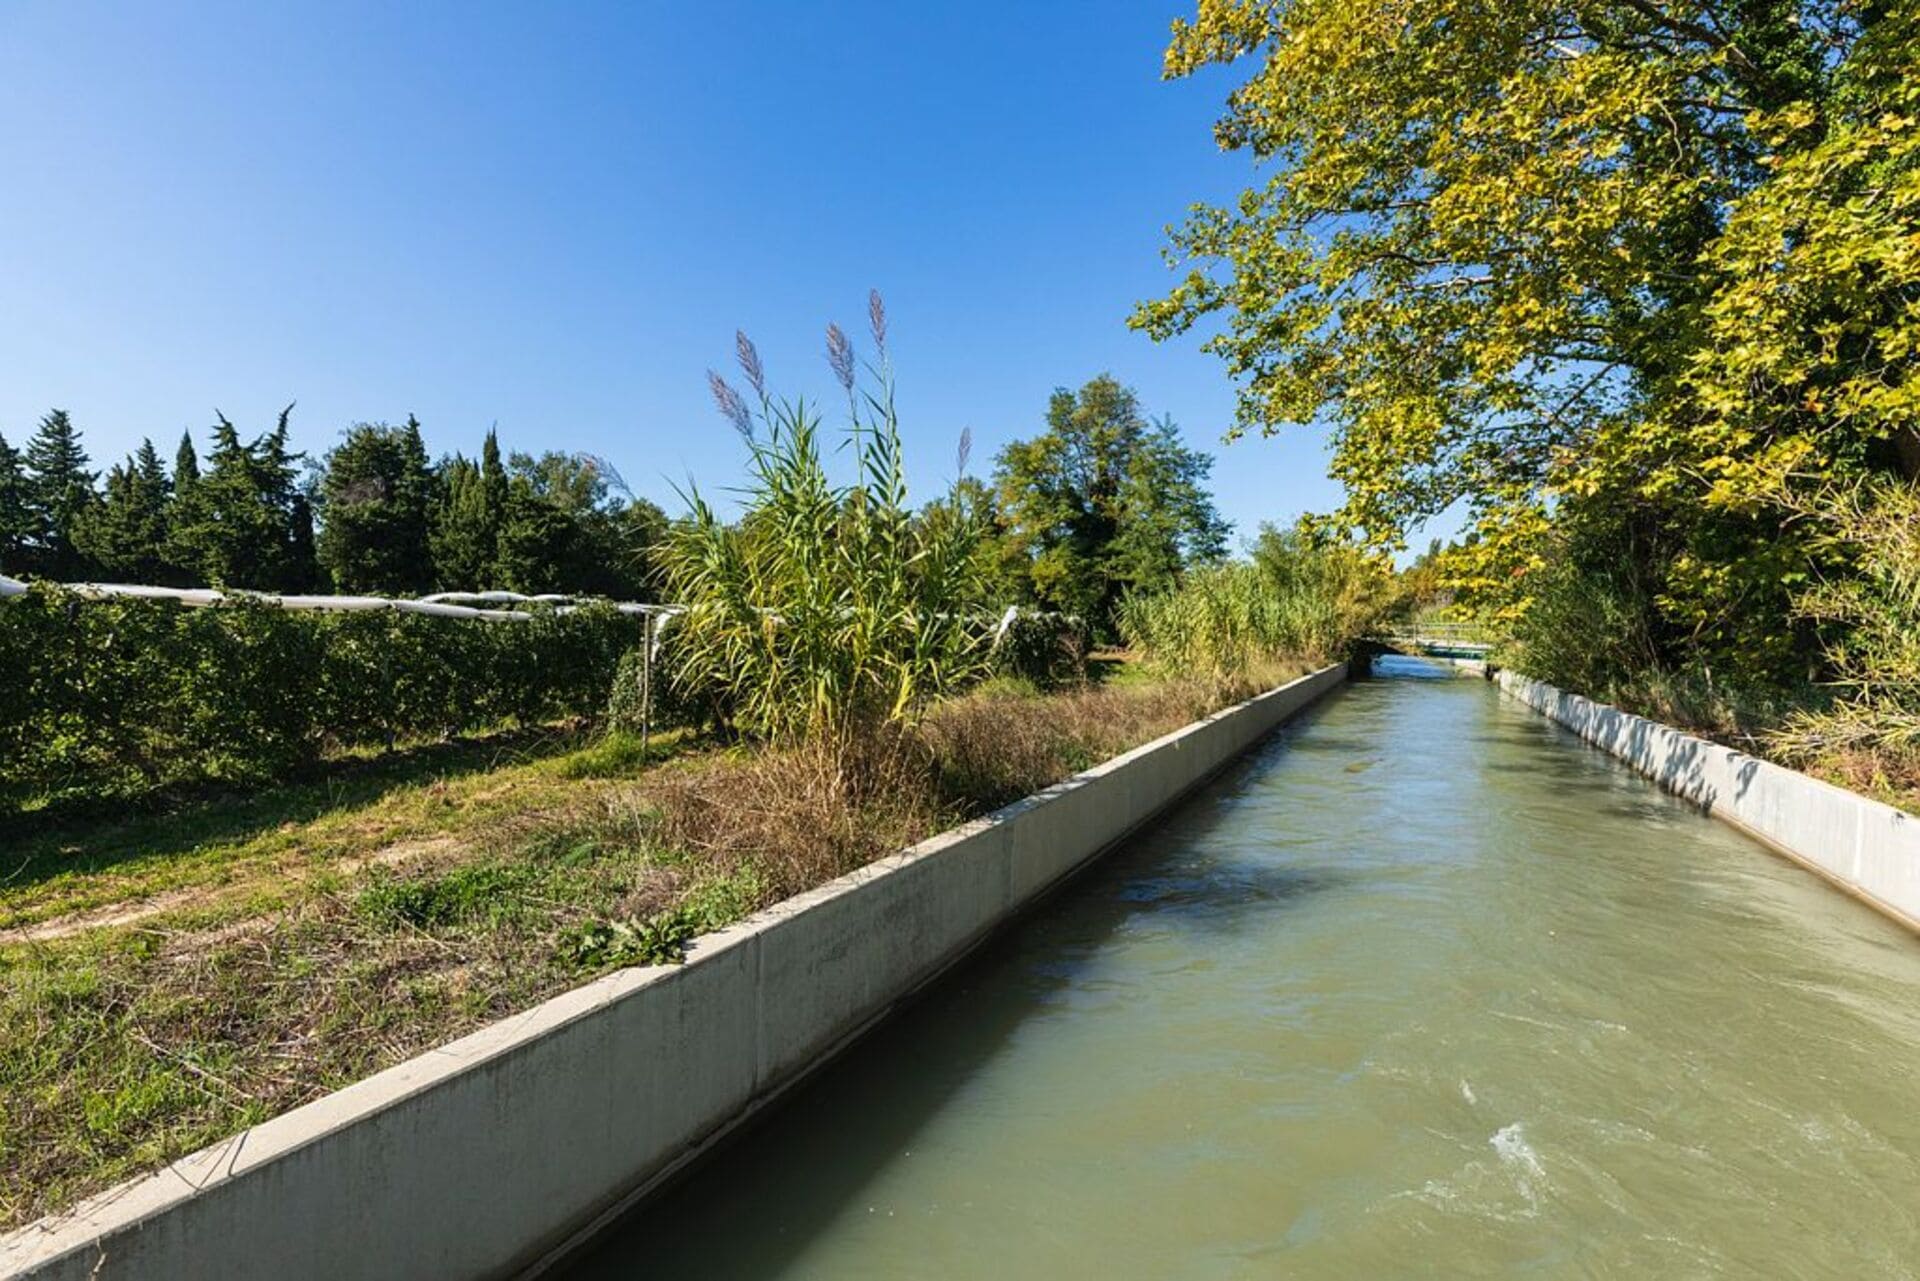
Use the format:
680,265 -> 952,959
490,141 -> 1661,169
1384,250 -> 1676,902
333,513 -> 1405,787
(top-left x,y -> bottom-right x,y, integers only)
0,586 -> 641,811
989,610 -> 1089,689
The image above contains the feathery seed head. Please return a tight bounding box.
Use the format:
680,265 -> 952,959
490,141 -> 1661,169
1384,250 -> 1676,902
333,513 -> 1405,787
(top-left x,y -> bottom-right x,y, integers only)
825,322 -> 855,391
708,369 -> 754,440
735,330 -> 766,398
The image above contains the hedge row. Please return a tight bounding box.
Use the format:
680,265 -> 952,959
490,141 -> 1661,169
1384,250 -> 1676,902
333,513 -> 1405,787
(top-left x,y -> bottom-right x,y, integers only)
1,587 -> 641,810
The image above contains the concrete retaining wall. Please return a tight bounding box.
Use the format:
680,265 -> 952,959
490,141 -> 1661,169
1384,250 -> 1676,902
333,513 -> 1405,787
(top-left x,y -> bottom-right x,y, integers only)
2,664 -> 1346,1281
1497,670 -> 1920,932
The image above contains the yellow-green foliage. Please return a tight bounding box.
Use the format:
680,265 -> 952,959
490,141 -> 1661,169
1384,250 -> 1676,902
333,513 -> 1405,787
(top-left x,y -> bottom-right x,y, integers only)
1134,0 -> 1920,697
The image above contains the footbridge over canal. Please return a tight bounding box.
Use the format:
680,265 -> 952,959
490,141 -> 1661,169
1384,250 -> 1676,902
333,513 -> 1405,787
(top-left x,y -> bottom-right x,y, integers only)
1361,622 -> 1495,671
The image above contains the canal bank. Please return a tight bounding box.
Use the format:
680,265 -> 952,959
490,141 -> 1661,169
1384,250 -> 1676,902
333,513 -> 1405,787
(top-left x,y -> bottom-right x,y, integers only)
1497,669 -> 1920,933
0,667 -> 1347,1281
564,659 -> 1920,1278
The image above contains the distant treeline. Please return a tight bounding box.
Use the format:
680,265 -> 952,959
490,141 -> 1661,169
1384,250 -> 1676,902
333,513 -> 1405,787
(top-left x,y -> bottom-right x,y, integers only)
0,407 -> 665,598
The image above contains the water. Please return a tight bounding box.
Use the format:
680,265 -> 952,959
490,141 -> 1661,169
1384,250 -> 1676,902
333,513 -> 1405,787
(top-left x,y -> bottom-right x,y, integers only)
566,659 -> 1920,1278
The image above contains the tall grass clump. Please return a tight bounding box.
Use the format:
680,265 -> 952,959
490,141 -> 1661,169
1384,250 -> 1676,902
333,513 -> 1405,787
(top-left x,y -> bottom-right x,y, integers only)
1773,480 -> 1920,763
1120,524 -> 1391,679
1249,523 -> 1395,661
1118,564 -> 1282,682
661,294 -> 991,752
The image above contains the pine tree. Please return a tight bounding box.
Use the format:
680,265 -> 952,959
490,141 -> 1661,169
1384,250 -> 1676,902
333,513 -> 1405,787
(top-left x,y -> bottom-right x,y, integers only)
23,409 -> 97,579
78,440 -> 172,582
0,432 -> 30,574
316,416 -> 437,593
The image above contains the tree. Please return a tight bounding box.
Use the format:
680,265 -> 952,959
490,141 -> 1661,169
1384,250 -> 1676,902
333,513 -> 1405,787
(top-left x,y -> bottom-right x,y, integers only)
0,433 -> 30,574
173,430 -> 200,496
494,448 -> 666,597
920,476 -> 1027,606
79,440 -> 173,583
992,375 -> 1228,630
22,409 -> 97,579
169,407 -> 314,590
494,473 -> 577,594
316,417 -> 436,593
1134,0 -> 1915,687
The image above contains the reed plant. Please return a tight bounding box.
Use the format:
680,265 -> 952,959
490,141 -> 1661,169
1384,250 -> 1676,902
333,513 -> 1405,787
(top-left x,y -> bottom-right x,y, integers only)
1772,480 -> 1920,760
1119,525 -> 1391,679
660,294 -> 990,751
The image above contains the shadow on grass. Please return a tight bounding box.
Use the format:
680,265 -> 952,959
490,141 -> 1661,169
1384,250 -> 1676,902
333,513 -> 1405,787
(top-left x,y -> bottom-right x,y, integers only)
0,726 -> 593,895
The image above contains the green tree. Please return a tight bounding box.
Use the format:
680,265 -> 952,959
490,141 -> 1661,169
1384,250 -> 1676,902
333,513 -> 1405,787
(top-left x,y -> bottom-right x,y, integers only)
499,449 -> 666,597
494,473 -> 577,594
993,375 -> 1228,630
920,475 -> 1026,605
172,430 -> 200,496
430,455 -> 490,590
169,407 -> 313,590
0,433 -> 30,574
428,429 -> 510,591
1134,0 -> 1915,689
78,440 -> 173,583
22,410 -> 97,579
316,417 -> 436,593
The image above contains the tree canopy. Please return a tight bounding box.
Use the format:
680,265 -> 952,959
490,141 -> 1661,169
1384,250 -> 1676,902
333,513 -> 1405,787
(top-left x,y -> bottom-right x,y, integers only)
1137,0 -> 1919,684
0,409 -> 667,600
991,374 -> 1229,629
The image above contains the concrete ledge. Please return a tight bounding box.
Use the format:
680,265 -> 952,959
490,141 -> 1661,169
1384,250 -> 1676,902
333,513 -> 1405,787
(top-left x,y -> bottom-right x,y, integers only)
1,663 -> 1347,1281
1496,670 -> 1920,933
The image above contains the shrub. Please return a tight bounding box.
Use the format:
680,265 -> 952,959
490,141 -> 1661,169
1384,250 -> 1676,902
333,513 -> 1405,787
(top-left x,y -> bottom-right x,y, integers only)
989,610 -> 1089,689
1774,480 -> 1920,760
1119,527 -> 1391,680
0,586 -> 640,812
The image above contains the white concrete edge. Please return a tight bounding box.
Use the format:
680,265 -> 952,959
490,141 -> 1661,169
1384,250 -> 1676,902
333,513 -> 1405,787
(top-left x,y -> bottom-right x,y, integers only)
1495,669 -> 1920,934
1,663 -> 1348,1281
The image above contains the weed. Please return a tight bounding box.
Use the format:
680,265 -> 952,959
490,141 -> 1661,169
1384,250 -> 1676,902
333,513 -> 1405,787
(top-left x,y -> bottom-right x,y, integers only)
356,864 -> 534,930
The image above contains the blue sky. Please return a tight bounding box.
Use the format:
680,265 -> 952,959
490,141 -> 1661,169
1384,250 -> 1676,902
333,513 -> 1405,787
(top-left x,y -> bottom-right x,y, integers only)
0,0 -> 1363,548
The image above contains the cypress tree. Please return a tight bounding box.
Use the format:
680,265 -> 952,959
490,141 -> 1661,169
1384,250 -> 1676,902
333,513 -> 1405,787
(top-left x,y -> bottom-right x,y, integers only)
494,474 -> 575,593
173,430 -> 200,495
429,455 -> 492,590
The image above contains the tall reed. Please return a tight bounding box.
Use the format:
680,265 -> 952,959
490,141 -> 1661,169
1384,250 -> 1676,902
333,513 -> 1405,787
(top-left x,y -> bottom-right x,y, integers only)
661,294 -> 990,749
1119,526 -> 1391,678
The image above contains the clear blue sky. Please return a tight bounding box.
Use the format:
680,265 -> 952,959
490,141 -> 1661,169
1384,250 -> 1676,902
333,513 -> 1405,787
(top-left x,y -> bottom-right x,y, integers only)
0,0 -> 1363,547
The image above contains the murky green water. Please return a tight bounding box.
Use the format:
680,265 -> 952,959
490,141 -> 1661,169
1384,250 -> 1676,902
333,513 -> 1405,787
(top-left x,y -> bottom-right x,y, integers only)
567,659 -> 1920,1279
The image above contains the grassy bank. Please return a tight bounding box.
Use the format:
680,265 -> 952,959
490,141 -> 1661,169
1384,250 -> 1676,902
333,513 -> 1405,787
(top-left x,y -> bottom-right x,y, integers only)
0,662 -> 1308,1231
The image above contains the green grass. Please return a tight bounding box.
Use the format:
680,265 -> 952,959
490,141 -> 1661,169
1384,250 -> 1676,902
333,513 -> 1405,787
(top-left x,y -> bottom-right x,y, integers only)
0,727 -> 693,932
0,668 -> 1305,1232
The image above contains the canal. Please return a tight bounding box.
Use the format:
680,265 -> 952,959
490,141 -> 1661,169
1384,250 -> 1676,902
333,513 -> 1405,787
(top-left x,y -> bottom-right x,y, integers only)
565,658 -> 1920,1278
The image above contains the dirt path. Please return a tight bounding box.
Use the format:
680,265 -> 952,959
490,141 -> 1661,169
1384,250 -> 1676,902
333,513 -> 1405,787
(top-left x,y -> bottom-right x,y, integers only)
1,836 -> 458,946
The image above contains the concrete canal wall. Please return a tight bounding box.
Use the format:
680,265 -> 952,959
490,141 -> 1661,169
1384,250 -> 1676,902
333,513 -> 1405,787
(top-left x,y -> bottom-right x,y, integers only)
1497,670 -> 1920,933
0,664 -> 1347,1281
